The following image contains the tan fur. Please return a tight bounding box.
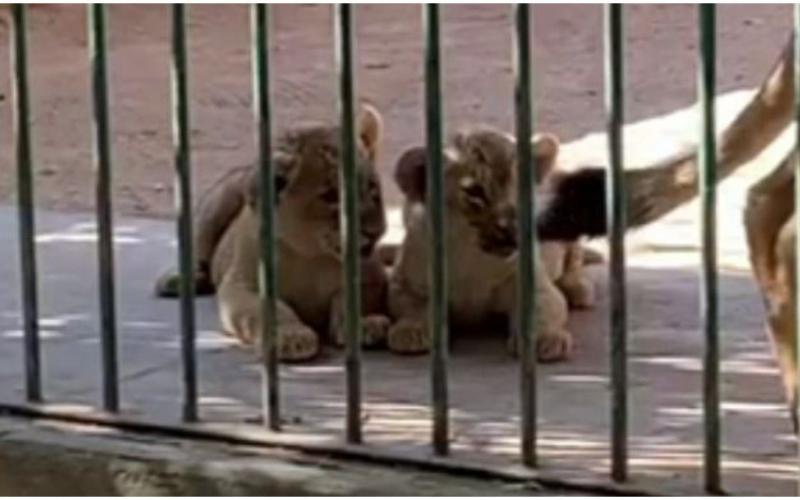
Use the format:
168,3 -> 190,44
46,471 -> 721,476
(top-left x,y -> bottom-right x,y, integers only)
744,149 -> 798,432
621,35 -> 794,227
155,105 -> 391,361
620,35 -> 799,430
388,127 -> 594,362
641,35 -> 800,431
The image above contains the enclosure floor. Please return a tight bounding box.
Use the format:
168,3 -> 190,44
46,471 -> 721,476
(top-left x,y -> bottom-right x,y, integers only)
1,93 -> 799,494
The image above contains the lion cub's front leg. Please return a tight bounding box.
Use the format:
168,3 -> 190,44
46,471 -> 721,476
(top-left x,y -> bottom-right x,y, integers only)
217,277 -> 319,362
386,278 -> 431,354
539,241 -> 595,310
329,294 -> 391,349
502,265 -> 573,363
555,241 -> 596,309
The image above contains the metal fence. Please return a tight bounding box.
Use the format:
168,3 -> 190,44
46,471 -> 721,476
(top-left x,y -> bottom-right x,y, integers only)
3,3 -> 797,495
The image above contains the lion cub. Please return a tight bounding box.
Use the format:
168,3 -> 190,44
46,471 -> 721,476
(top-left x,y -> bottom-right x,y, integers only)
388,126 -> 591,362
156,105 -> 391,361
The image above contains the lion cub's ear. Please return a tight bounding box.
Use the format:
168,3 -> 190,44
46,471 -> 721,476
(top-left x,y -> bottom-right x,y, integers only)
358,103 -> 384,162
394,146 -> 427,203
530,133 -> 560,183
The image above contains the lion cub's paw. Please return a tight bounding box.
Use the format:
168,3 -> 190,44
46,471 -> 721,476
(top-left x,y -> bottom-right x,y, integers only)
536,330 -> 574,363
507,330 -> 574,363
388,320 -> 430,354
561,278 -> 595,309
332,314 -> 389,349
278,324 -> 320,362
362,314 -> 390,348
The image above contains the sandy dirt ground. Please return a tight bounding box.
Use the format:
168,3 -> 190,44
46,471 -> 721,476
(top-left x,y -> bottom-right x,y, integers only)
0,4 -> 794,215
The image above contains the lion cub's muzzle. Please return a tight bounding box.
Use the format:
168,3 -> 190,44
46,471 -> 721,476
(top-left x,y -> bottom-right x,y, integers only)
475,206 -> 518,258
479,226 -> 518,257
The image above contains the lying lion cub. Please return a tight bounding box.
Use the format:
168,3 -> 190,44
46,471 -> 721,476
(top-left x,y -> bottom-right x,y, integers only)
388,126 -> 590,362
155,105 -> 391,361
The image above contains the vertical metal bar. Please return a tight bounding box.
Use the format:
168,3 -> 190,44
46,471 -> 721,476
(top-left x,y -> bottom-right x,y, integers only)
251,4 -> 280,432
424,4 -> 449,456
793,6 -> 800,495
171,4 -> 198,423
513,3 -> 537,468
605,3 -> 628,483
335,3 -> 363,444
698,4 -> 721,494
11,4 -> 42,403
89,3 -> 120,413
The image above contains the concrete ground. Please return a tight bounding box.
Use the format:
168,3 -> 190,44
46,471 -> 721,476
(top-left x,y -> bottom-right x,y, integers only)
0,92 -> 798,495
1,415 -> 581,496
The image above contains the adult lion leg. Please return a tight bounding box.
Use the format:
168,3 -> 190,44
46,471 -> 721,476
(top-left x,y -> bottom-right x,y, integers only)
773,219 -> 799,432
774,219 -> 798,432
744,151 -> 797,431
744,152 -> 795,293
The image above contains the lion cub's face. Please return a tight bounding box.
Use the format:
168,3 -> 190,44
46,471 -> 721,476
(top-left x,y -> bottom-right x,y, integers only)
395,126 -> 559,258
265,106 -> 387,260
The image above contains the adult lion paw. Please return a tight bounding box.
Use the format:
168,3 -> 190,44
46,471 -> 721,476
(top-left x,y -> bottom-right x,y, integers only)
278,324 -> 320,362
388,320 -> 430,354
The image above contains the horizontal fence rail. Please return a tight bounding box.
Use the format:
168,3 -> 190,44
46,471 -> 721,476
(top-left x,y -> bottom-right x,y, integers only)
5,3 -> 799,495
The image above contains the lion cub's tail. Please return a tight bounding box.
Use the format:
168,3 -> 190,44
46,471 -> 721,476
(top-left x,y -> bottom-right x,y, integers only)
537,35 -> 795,241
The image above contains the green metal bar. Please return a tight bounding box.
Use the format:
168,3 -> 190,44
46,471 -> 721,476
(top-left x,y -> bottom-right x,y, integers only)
11,4 -> 42,403
424,3 -> 449,456
171,4 -> 198,423
513,3 -> 537,468
251,4 -> 280,433
335,3 -> 363,444
604,3 -> 628,483
88,3 -> 120,414
698,4 -> 721,493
